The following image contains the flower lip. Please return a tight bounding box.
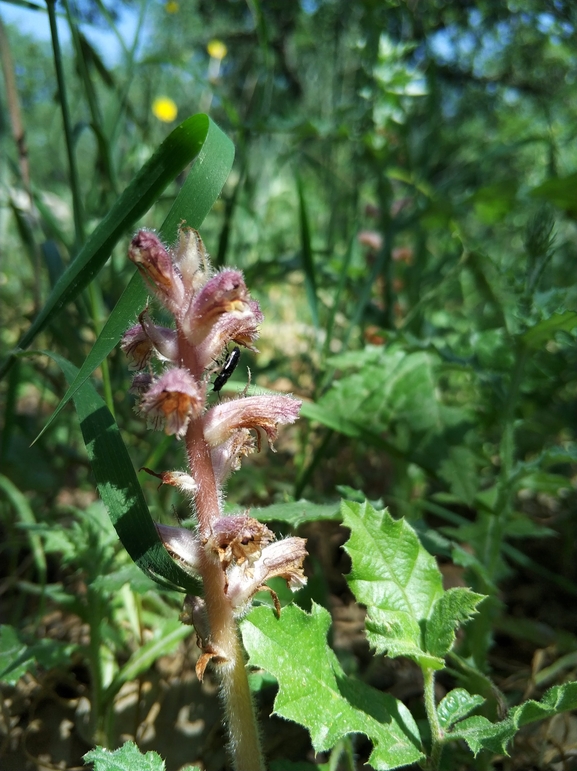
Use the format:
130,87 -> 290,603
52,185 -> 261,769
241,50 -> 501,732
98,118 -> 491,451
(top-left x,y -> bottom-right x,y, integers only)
121,310 -> 178,369
139,367 -> 205,439
203,394 -> 302,450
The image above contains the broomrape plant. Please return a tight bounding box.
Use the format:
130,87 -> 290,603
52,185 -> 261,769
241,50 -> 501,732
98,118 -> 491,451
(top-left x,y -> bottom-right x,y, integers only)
120,225 -> 306,770
97,226 -> 577,771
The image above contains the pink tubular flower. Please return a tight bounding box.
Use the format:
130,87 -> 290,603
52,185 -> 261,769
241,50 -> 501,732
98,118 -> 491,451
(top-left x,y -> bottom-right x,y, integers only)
196,300 -> 263,371
129,372 -> 153,394
211,430 -> 255,484
182,269 -> 258,347
171,226 -> 211,295
128,230 -> 185,314
203,394 -> 302,451
121,314 -> 178,370
121,324 -> 155,370
139,368 -> 205,438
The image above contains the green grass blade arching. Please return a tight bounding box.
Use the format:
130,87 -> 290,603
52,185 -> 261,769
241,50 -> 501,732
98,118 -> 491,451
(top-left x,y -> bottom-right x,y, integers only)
43,352 -> 202,596
4,114 -> 233,372
32,115 -> 235,440
0,473 -> 47,587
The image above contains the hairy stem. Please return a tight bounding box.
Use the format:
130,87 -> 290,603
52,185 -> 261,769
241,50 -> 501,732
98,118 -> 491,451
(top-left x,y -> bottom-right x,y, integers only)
179,331 -> 265,771
423,667 -> 443,769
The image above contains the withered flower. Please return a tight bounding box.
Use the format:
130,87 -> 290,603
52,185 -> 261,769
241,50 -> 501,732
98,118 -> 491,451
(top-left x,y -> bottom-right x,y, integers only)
226,537 -> 308,616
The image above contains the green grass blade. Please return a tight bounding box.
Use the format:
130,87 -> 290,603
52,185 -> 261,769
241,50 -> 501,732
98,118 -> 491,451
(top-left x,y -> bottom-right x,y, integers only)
296,173 -> 319,329
40,351 -> 202,596
30,115 -> 234,441
0,473 -> 47,586
322,234 -> 356,362
5,114 -> 232,366
104,619 -> 193,702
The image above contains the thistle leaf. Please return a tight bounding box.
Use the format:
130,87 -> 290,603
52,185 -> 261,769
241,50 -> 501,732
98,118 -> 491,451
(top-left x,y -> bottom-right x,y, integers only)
242,603 -> 425,770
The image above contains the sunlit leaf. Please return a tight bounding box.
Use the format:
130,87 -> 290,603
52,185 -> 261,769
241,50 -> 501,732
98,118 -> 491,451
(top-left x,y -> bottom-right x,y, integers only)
342,500 -> 484,669
241,604 -> 425,770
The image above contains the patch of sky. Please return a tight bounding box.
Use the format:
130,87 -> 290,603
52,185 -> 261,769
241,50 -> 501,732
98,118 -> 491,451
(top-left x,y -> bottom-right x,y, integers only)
428,28 -> 456,64
502,88 -> 520,106
1,1 -> 143,66
300,0 -> 319,15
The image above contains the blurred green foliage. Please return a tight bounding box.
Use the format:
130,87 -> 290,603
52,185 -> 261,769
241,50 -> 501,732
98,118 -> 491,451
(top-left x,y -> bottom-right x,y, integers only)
0,1 -> 575,768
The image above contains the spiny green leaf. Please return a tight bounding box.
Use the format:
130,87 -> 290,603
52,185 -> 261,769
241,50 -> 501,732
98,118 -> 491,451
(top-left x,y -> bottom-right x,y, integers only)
341,500 -> 445,669
241,604 -> 425,770
449,715 -> 516,756
437,688 -> 485,730
448,683 -> 577,756
84,741 -> 178,771
509,682 -> 577,727
425,588 -> 485,658
437,447 -> 480,506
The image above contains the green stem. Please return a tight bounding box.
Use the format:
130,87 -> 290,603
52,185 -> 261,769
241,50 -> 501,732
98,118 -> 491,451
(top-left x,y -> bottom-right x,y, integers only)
484,342 -> 528,576
48,1 -> 115,415
87,586 -> 105,745
180,331 -> 264,771
87,281 -> 115,416
423,667 -> 444,769
46,0 -> 85,246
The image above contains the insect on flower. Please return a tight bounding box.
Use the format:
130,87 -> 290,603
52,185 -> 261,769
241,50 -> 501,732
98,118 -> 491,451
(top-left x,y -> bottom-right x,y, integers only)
213,346 -> 241,393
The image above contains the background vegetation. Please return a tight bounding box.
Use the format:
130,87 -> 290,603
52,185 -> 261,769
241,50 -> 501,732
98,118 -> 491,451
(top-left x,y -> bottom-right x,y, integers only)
0,1 -> 575,769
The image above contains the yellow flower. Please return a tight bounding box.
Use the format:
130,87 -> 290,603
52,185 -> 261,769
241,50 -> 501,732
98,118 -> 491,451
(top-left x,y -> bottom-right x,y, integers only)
165,1 -> 179,12
207,39 -> 227,60
152,97 -> 178,123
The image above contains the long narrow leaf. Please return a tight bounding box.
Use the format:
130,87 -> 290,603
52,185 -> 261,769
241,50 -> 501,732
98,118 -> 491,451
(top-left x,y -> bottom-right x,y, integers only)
0,473 -> 47,585
32,114 -> 234,439
5,113 -> 233,367
39,351 -> 202,596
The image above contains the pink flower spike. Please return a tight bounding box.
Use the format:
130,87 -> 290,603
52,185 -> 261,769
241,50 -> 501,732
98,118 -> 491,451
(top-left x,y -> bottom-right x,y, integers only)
140,368 -> 205,439
203,394 -> 301,451
128,230 -> 185,313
